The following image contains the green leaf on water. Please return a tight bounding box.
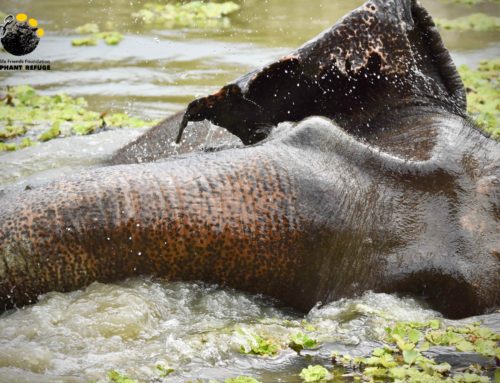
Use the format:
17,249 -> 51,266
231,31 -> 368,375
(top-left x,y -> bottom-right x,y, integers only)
428,319 -> 440,330
239,333 -> 279,357
132,1 -> 240,28
0,142 -> 17,151
419,341 -> 430,352
456,340 -> 475,352
474,339 -> 496,357
474,327 -> 496,340
299,365 -> 332,382
452,373 -> 491,383
155,364 -> 174,377
38,121 -> 61,142
224,377 -> 262,383
107,370 -> 141,383
408,328 -> 422,343
430,362 -> 451,374
402,349 -> 420,365
363,367 -> 388,378
0,85 -> 158,151
96,31 -> 124,45
289,332 -> 318,353
71,37 -> 98,46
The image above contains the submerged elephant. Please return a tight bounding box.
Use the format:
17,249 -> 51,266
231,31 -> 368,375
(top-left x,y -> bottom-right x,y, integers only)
0,0 -> 498,319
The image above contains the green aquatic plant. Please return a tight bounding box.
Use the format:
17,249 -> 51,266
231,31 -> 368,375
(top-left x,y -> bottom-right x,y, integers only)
0,85 -> 158,151
239,333 -> 279,356
38,121 -> 61,142
71,37 -> 98,46
299,365 -> 332,382
155,364 -> 174,377
237,329 -> 279,356
435,13 -> 500,31
224,377 -> 262,383
72,23 -> 123,46
329,320 -> 498,382
132,1 -> 240,28
458,59 -> 499,139
0,142 -> 17,151
0,125 -> 26,140
96,31 -> 123,45
289,331 -> 318,354
107,370 -> 142,383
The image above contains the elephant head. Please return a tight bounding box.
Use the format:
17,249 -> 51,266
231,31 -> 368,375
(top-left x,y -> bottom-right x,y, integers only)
1,0 -> 498,318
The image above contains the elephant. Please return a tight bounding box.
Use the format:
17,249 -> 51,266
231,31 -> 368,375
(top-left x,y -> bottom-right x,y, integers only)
0,0 -> 498,319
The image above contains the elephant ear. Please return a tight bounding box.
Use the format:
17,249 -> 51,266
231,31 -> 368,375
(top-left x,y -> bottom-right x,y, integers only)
176,0 -> 466,145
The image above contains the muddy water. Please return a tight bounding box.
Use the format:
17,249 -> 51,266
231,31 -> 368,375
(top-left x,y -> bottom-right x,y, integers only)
0,281 -> 463,382
0,0 -> 499,382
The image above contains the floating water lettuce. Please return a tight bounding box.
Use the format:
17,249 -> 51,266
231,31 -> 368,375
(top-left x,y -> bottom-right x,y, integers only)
96,31 -> 123,45
224,377 -> 262,383
289,331 -> 318,354
236,329 -> 279,356
435,13 -> 500,31
458,59 -> 499,139
38,121 -> 61,142
72,23 -> 123,46
132,1 -> 240,28
329,320 -> 498,382
155,364 -> 174,377
0,85 -> 158,151
71,36 -> 98,46
107,370 -> 142,383
0,125 -> 26,139
299,365 -> 332,382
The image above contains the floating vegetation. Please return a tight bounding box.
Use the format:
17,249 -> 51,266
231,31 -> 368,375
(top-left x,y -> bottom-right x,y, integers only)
458,59 -> 499,139
435,13 -> 500,31
236,328 -> 280,356
224,377 -> 262,383
132,1 -> 240,28
38,121 -> 61,142
72,23 -> 123,46
329,320 -> 498,382
107,370 -> 141,383
155,364 -> 174,377
0,85 -> 158,151
299,365 -> 332,382
289,331 -> 318,354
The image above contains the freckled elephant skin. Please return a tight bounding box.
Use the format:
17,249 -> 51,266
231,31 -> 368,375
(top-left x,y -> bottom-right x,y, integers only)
1,113 -> 499,318
0,143 -> 316,310
1,0 -> 499,318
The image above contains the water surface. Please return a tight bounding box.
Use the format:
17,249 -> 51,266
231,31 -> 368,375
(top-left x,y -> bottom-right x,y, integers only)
0,0 -> 499,381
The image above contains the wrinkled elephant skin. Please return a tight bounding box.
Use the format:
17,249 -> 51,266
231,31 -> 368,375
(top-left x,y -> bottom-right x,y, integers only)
1,0 -> 499,319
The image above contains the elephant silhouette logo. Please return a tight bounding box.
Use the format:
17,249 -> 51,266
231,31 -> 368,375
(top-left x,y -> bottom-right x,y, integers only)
0,13 -> 44,56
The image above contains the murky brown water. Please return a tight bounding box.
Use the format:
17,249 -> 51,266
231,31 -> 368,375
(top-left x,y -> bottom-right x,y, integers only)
0,280 -> 457,383
0,0 -> 499,382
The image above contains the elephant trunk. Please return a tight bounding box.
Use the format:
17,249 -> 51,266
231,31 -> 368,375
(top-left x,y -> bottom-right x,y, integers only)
0,150 -> 306,312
